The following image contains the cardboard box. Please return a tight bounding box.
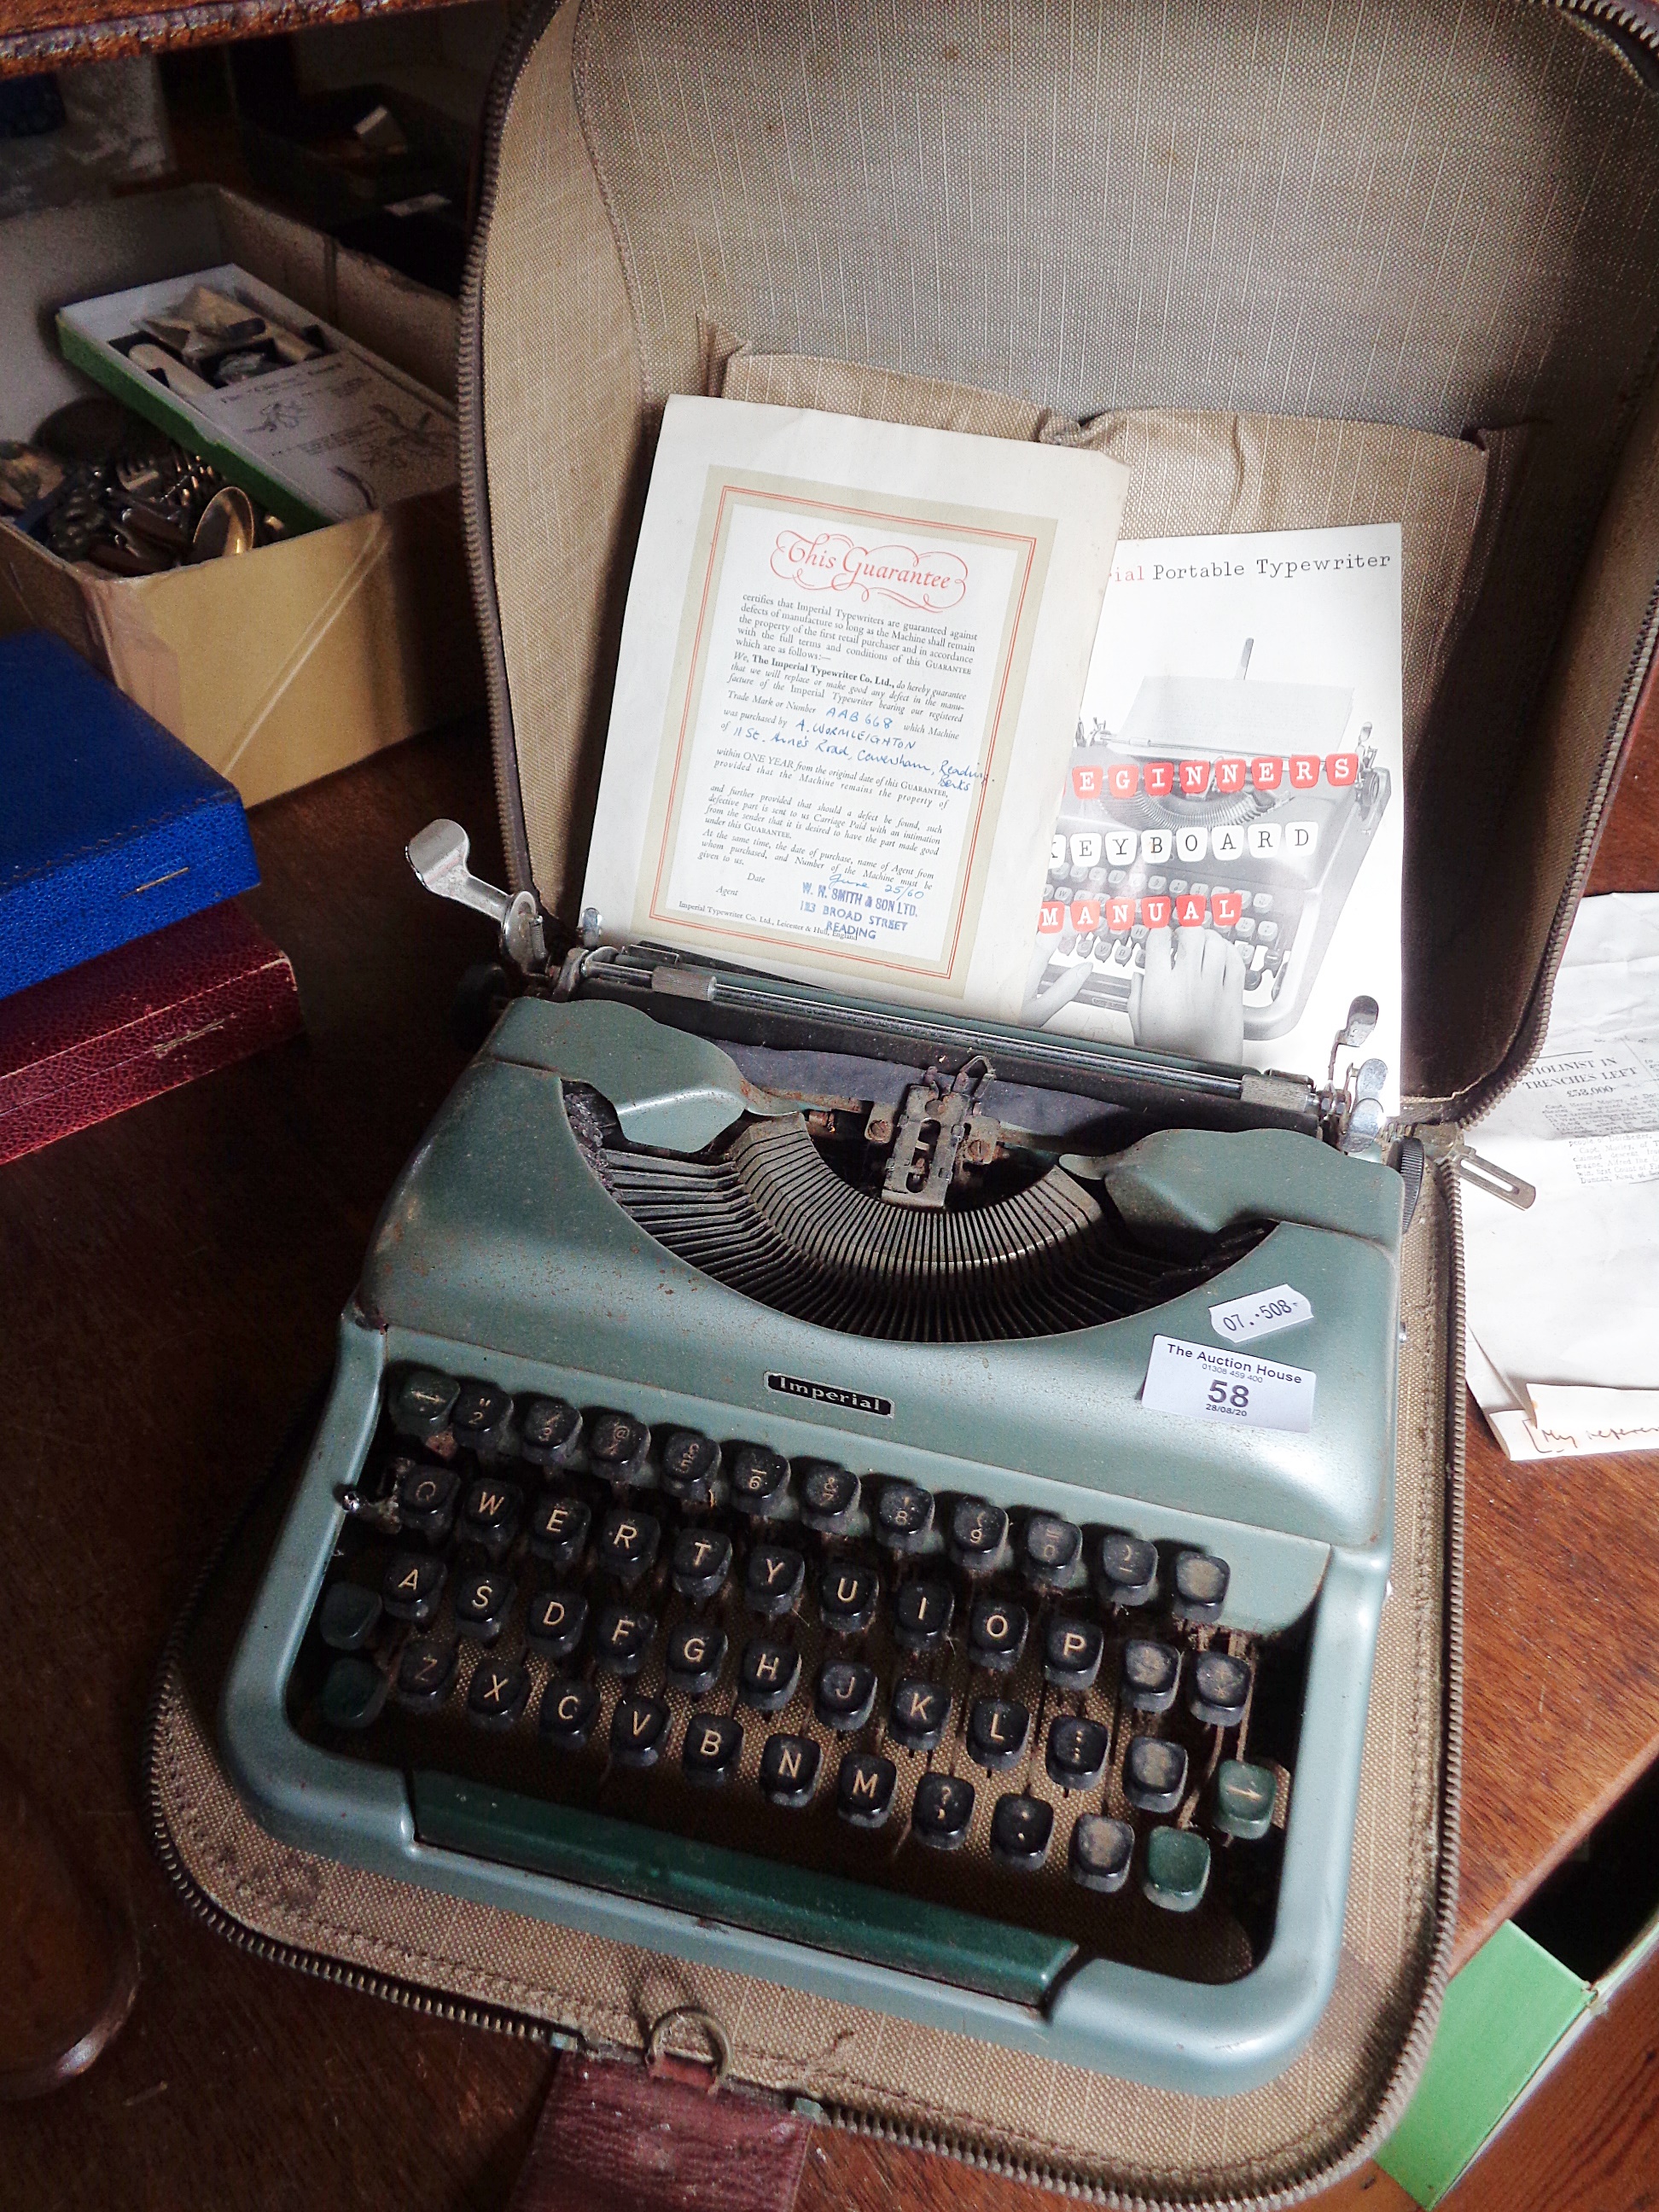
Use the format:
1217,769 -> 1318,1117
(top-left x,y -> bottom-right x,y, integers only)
0,186 -> 484,806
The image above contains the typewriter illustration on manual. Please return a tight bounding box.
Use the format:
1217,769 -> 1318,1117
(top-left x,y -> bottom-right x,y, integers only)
1033,639 -> 1391,1043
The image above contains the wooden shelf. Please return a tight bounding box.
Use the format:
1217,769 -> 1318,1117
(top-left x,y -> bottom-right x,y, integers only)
0,0 -> 456,80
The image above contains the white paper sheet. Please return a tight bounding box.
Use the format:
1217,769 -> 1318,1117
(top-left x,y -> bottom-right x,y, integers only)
579,398 -> 1127,1022
1464,893 -> 1659,1460
1027,527 -> 1404,1103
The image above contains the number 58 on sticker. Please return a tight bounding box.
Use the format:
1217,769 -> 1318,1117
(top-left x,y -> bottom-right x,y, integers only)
1141,1335 -> 1316,1434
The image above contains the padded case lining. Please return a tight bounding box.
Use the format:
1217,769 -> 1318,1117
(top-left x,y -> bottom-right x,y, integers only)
474,0 -> 1659,1108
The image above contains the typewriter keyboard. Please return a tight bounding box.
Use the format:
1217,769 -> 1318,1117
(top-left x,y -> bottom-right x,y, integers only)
289,1369 -> 1310,1994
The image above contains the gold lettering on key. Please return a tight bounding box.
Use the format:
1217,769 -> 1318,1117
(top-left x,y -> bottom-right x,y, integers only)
556,1691 -> 582,1721
755,1653 -> 781,1683
477,1491 -> 505,1519
849,1767 -> 879,1800
765,1557 -> 789,1585
777,1744 -> 803,1780
698,1726 -> 723,1758
984,1611 -> 1008,1641
629,1707 -> 655,1738
396,1568 -> 422,1593
1062,1630 -> 1088,1661
683,1635 -> 707,1665
835,1575 -> 859,1605
615,1521 -> 637,1546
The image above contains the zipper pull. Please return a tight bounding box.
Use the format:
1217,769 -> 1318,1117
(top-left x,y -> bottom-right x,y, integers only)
1447,1135 -> 1536,1210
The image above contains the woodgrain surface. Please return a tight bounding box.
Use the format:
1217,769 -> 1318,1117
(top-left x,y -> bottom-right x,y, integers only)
0,691 -> 1656,2209
0,0 -> 451,79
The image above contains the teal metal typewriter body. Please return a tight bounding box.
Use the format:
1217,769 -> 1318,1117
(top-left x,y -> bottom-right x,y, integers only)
223,934 -> 1404,2100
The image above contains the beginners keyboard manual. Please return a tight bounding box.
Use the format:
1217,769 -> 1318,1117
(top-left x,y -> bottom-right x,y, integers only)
1029,526 -> 1404,1104
580,396 -> 1128,1021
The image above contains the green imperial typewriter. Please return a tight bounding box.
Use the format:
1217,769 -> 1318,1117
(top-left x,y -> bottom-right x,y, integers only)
223,835 -> 1406,2099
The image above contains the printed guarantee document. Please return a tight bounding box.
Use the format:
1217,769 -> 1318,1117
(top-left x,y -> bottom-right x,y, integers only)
581,397 -> 1127,1020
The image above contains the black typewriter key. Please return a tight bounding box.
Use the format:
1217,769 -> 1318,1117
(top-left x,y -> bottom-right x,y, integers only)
595,1604 -> 656,1676
1070,1813 -> 1134,1893
1120,1639 -> 1181,1714
611,1695 -> 671,1767
967,1697 -> 1031,1772
816,1657 -> 877,1732
1172,1550 -> 1230,1623
837,1752 -> 898,1829
528,1491 -> 591,1573
739,1639 -> 800,1712
892,1577 -> 954,1653
1190,1649 -> 1252,1729
317,1581 -> 381,1652
394,1637 -> 459,1712
818,1561 -> 878,1636
1045,1714 -> 1110,1791
948,1498 -> 1009,1575
395,1460 -> 458,1542
540,1675 -> 600,1749
731,1444 -> 790,1516
587,1409 -> 650,1485
525,1586 -> 588,1662
461,1477 -> 522,1563
990,1794 -> 1053,1869
453,1568 -> 515,1643
1125,1735 -> 1189,1814
967,1598 -> 1028,1673
1021,1512 -> 1084,1588
468,1658 -> 530,1728
1097,1533 -> 1159,1609
450,1381 -> 515,1457
911,1772 -> 975,1850
519,1396 -> 583,1468
799,1461 -> 860,1534
672,1526 -> 732,1605
1043,1615 -> 1103,1691
660,1429 -> 722,1505
681,1714 -> 742,1785
382,1551 -> 445,1627
320,1655 -> 387,1730
597,1505 -> 661,1587
1143,1825 -> 1211,1912
876,1480 -> 934,1552
759,1732 -> 820,1807
391,1367 -> 458,1441
745,1543 -> 806,1618
888,1679 -> 951,1752
664,1621 -> 727,1697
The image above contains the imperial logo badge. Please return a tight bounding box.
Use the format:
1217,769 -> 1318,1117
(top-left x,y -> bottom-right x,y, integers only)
766,1372 -> 894,1417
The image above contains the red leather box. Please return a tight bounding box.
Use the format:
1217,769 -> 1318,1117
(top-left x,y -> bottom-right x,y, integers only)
0,901 -> 302,1164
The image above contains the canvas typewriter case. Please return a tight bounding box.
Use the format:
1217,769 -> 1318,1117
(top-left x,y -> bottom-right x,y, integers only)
146,0 -> 1659,2197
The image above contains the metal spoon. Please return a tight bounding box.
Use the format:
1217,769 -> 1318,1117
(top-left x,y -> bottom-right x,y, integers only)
189,486 -> 256,562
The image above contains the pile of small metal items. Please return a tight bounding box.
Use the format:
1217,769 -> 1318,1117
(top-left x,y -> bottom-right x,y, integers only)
0,397 -> 286,576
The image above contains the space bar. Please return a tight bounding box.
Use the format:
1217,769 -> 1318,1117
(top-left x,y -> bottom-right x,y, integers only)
412,1772 -> 1074,2006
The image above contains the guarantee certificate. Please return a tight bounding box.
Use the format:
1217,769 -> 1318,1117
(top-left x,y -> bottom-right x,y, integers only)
584,399 -> 1126,1020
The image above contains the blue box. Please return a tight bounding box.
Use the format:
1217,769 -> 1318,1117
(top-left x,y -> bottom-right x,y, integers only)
0,629 -> 260,998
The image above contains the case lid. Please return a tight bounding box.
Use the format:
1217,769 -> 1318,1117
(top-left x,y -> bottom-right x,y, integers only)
458,0 -> 1659,1125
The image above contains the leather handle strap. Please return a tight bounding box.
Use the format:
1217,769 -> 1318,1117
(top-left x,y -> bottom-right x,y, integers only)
509,2051 -> 812,2212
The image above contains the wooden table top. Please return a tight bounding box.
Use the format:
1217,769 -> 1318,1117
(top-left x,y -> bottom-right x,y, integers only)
0,0 -> 453,79
3,698 -> 1657,2211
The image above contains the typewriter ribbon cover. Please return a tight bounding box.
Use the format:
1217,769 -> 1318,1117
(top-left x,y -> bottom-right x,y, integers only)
583,397 -> 1128,1017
